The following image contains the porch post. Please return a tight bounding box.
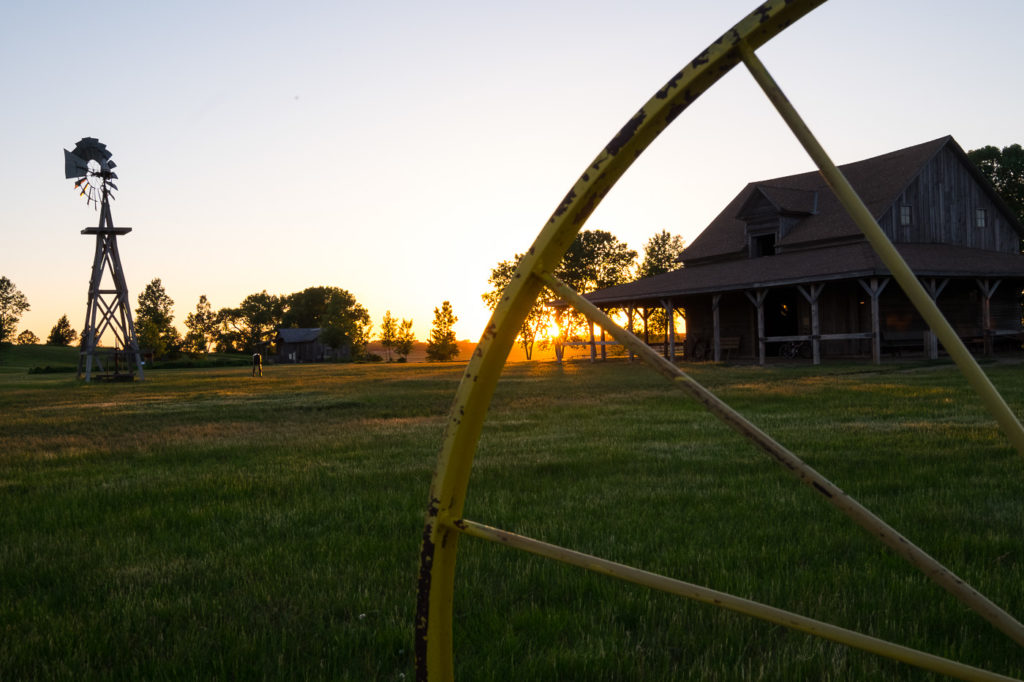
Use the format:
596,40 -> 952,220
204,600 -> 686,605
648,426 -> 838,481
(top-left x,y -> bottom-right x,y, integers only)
712,294 -> 722,362
588,320 -> 597,363
798,283 -> 824,365
923,278 -> 949,360
663,299 -> 676,362
977,278 -> 1001,356
627,305 -> 635,362
859,277 -> 889,365
745,289 -> 768,366
600,324 -> 607,361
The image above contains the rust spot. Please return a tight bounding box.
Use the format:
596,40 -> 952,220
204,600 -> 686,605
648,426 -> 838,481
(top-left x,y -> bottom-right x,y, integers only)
755,4 -> 772,23
691,48 -> 710,68
415,498 -> 441,677
453,518 -> 467,530
606,110 -> 646,156
811,482 -> 832,498
655,68 -> 686,99
553,189 -> 577,217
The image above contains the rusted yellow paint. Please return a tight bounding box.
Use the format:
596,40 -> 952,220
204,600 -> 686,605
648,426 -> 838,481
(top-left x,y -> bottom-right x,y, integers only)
415,1 -> 1024,679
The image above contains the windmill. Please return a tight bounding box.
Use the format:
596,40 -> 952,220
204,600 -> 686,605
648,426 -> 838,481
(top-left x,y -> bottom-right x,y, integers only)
65,137 -> 145,381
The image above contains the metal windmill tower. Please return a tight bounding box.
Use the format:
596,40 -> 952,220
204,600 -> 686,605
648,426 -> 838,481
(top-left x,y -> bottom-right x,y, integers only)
65,137 -> 145,382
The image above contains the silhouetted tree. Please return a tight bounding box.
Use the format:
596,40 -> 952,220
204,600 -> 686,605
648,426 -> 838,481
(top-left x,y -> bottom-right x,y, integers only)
380,311 -> 398,361
395,318 -> 415,361
183,294 -> 216,354
319,291 -> 372,359
967,143 -> 1024,224
16,329 -> 39,345
482,254 -> 549,360
0,276 -> 30,344
638,230 -> 685,278
47,314 -> 77,346
426,301 -> 459,362
135,278 -> 181,358
215,290 -> 285,354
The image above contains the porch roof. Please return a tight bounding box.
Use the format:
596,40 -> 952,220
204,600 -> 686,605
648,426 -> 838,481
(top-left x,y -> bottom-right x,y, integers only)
586,242 -> 1024,306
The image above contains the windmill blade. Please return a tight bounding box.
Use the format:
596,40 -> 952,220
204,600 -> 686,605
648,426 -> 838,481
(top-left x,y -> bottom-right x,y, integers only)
64,149 -> 89,179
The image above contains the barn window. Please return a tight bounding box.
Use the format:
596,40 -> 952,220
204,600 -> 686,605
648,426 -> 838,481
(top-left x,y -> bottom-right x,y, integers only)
751,233 -> 776,257
976,208 -> 987,228
899,204 -> 912,226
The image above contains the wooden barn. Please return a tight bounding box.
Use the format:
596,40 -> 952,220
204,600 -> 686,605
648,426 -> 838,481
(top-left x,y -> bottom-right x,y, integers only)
586,136 -> 1024,364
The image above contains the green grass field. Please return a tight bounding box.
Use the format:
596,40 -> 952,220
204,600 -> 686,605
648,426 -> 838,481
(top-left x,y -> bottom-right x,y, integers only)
1,347 -> 1023,680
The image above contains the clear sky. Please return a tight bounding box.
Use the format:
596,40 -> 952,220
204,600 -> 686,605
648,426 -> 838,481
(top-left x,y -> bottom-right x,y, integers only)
4,1 -> 1023,344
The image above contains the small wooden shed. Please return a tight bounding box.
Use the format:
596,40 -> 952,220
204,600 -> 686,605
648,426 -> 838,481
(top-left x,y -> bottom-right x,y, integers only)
274,327 -> 350,363
587,136 -> 1024,363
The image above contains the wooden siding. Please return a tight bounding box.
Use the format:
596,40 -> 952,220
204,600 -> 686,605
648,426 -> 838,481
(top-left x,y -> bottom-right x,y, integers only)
879,146 -> 1018,253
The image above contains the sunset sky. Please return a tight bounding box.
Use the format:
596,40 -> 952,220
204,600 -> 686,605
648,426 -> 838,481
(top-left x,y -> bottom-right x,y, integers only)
4,1 -> 1023,344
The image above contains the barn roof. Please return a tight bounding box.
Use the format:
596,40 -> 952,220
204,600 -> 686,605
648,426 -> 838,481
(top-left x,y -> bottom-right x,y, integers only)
276,327 -> 322,343
683,137 -> 959,262
586,136 -> 1024,307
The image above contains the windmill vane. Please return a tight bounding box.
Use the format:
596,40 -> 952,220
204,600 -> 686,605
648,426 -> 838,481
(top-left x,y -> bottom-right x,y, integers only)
63,137 -> 118,208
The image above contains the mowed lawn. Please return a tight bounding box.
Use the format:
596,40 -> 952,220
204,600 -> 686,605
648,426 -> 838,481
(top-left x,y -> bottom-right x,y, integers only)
1,352 -> 1023,680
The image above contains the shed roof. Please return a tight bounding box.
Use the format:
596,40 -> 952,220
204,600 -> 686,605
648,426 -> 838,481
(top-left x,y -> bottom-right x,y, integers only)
276,328 -> 322,343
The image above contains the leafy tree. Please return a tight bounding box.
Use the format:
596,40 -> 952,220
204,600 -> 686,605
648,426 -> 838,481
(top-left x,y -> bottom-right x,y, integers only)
967,143 -> 1024,224
16,329 -> 39,345
637,230 -> 686,336
560,229 -> 637,293
214,291 -> 284,354
319,290 -> 372,359
282,286 -> 341,328
380,310 -> 398,361
556,229 -> 637,344
47,314 -> 77,346
639,230 -> 686,278
426,301 -> 459,362
482,255 -> 549,360
395,318 -> 416,361
183,294 -> 216,354
135,278 -> 180,358
0,276 -> 30,344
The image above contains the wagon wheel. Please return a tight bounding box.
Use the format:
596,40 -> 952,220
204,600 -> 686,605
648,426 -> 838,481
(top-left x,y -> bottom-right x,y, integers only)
415,1 -> 1024,679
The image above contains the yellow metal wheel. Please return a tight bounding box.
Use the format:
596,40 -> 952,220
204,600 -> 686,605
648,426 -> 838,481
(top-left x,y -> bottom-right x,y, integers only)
415,1 -> 1024,679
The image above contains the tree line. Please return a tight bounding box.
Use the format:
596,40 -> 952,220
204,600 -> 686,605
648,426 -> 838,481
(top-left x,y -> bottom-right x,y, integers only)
0,276 -> 464,363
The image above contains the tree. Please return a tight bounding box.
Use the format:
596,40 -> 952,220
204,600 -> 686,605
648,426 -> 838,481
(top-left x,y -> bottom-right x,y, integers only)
183,294 -> 216,354
555,229 -> 637,344
135,278 -> 180,358
967,143 -> 1024,224
395,318 -> 416,361
380,310 -> 398,361
47,314 -> 77,346
16,329 -> 39,345
482,254 -> 550,360
319,290 -> 372,359
426,301 -> 459,362
215,290 -> 285,354
282,286 -> 339,328
560,229 -> 637,293
639,230 -> 686,278
0,276 -> 30,344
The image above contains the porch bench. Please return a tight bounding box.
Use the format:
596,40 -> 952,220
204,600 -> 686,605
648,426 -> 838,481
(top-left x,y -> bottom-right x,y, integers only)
881,331 -> 923,356
718,336 -> 741,360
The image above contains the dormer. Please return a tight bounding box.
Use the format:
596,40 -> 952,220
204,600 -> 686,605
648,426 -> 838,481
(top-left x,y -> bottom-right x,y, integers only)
737,185 -> 818,258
